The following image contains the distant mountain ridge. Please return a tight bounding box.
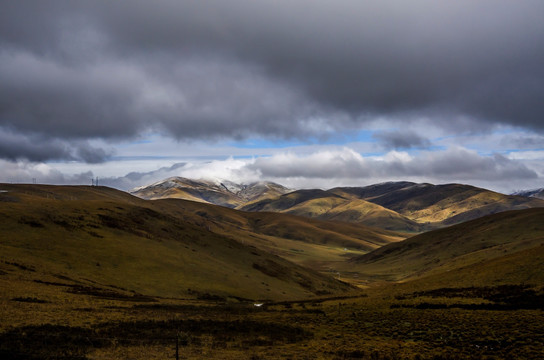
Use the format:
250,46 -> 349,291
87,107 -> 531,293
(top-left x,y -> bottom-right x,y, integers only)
131,177 -> 292,208
512,188 -> 544,200
133,178 -> 544,232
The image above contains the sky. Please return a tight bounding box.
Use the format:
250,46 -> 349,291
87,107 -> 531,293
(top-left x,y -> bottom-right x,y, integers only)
1,1 -> 544,193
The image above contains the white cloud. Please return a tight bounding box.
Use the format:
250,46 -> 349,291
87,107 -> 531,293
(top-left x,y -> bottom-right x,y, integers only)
0,160 -> 93,185
175,157 -> 260,184
246,146 -> 540,192
507,150 -> 544,161
382,151 -> 413,163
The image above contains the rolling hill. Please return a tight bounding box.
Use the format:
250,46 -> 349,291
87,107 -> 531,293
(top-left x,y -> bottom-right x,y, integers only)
346,207 -> 544,286
0,184 -> 353,301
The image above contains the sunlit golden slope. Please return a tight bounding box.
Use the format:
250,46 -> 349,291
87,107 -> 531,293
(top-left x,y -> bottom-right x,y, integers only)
240,189 -> 336,212
0,184 -> 353,301
240,189 -> 420,232
287,197 -> 421,232
348,208 -> 544,285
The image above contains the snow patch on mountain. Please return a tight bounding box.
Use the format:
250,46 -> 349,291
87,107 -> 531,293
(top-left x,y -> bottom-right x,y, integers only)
511,188 -> 544,199
130,177 -> 293,206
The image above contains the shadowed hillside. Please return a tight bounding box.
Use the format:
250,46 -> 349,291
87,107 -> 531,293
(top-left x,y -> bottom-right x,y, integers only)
0,184 -> 353,301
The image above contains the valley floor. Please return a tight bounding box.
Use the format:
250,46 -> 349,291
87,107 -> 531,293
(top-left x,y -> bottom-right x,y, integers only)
1,269 -> 543,360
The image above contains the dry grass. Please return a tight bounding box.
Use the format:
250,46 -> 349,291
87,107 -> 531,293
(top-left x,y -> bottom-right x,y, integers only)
1,271 -> 542,359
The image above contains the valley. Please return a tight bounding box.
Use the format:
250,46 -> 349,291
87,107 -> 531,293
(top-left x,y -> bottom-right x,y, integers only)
1,182 -> 543,359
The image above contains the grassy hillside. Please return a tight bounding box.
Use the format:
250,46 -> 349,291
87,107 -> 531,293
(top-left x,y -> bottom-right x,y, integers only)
0,184 -> 353,301
348,208 -> 544,285
153,198 -> 405,270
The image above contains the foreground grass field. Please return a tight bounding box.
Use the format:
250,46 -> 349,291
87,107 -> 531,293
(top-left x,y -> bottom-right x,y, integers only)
1,264 -> 542,360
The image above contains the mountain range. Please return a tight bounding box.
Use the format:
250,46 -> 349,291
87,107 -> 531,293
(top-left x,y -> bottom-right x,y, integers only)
132,178 -> 544,232
512,187 -> 544,199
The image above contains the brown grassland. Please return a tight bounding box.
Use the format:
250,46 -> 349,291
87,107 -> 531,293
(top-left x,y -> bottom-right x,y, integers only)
1,184 -> 543,359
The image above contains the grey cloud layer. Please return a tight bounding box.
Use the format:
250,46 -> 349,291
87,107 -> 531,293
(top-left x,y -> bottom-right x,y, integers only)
249,148 -> 538,181
0,128 -> 112,163
373,130 -> 431,150
1,1 -> 544,161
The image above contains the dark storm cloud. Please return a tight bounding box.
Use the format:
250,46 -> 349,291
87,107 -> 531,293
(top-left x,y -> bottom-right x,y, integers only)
90,0 -> 543,129
0,128 -> 111,163
75,144 -> 112,164
0,130 -> 70,162
373,131 -> 431,150
1,0 -> 544,162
